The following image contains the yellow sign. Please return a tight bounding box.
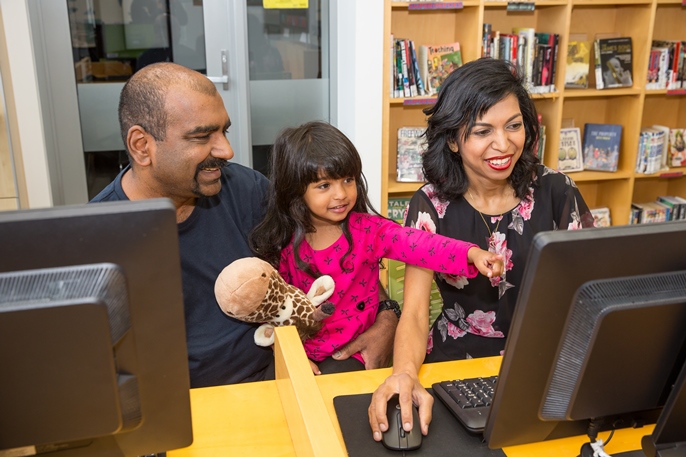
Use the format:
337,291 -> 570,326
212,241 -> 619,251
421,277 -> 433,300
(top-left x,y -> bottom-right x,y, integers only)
263,0 -> 308,9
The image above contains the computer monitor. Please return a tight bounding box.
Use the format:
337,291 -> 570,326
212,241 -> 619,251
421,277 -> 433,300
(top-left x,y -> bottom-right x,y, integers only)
640,358 -> 686,456
484,221 -> 686,450
0,199 -> 192,456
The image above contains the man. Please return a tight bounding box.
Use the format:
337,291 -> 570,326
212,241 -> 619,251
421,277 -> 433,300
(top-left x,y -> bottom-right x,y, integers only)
91,62 -> 396,387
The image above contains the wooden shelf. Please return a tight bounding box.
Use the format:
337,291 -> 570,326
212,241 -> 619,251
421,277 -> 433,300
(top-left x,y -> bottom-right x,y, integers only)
382,0 -> 686,227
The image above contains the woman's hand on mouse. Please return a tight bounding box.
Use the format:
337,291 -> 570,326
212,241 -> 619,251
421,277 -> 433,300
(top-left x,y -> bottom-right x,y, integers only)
368,371 -> 434,441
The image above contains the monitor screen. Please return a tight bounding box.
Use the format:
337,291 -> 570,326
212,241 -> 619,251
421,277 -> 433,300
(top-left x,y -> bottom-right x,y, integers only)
484,221 -> 686,449
0,199 -> 192,456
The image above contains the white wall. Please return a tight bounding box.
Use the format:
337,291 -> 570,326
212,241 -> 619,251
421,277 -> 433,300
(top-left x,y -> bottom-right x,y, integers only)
331,0 -> 384,211
0,0 -> 52,208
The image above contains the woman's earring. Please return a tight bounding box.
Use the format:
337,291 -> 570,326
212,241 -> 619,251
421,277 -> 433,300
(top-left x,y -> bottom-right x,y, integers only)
450,144 -> 459,153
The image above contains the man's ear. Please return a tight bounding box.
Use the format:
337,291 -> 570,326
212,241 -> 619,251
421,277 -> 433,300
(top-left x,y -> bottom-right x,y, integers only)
127,125 -> 153,167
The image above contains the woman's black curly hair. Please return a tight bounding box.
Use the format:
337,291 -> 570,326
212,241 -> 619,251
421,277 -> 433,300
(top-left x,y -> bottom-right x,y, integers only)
422,57 -> 540,202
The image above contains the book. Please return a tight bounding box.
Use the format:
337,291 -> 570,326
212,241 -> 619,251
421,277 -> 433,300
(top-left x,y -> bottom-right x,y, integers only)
652,125 -> 671,170
408,40 -> 426,96
595,37 -> 633,89
397,127 -> 427,182
632,201 -> 668,224
536,121 -> 547,161
651,40 -> 683,89
590,207 -> 611,227
656,196 -> 685,221
565,40 -> 591,89
582,123 -> 622,172
512,27 -> 536,90
637,127 -> 667,174
418,42 -> 462,95
387,197 -> 410,224
670,128 -> 686,167
558,127 -> 584,172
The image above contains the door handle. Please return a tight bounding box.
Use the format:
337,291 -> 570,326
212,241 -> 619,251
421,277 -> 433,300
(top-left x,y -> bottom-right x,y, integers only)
207,50 -> 229,90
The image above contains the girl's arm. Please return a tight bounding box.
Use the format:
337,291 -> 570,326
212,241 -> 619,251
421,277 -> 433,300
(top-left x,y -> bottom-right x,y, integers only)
368,264 -> 435,440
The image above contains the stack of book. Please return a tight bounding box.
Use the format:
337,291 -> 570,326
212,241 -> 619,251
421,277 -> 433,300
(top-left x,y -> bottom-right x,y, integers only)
647,40 -> 685,90
482,25 -> 559,94
630,196 -> 686,224
390,36 -> 464,98
391,36 -> 426,98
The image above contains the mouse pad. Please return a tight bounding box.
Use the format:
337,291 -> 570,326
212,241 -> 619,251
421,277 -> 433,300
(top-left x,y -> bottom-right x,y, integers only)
333,389 -> 506,457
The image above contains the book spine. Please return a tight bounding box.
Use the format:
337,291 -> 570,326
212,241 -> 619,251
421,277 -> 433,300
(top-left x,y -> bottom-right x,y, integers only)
594,39 -> 604,90
399,39 -> 411,97
483,23 -> 492,58
549,34 -> 559,91
395,40 -> 404,98
403,39 -> 417,97
409,40 -> 426,96
390,33 -> 396,98
670,41 -> 681,90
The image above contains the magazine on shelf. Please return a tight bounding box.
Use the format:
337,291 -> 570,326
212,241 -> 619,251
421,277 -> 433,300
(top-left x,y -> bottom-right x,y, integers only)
670,128 -> 686,167
387,197 -> 411,224
558,127 -> 584,172
590,207 -> 611,227
418,42 -> 462,95
582,123 -> 622,172
565,39 -> 591,89
397,126 -> 427,182
594,37 -> 633,90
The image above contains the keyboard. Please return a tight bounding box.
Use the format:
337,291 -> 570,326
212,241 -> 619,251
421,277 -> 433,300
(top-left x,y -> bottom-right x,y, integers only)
432,375 -> 497,433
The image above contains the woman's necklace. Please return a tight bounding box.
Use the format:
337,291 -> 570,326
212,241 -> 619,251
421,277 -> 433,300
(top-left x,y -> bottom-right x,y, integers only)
468,188 -> 503,238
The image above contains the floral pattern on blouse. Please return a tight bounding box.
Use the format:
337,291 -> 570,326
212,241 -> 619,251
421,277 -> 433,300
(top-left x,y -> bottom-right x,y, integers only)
406,165 -> 595,361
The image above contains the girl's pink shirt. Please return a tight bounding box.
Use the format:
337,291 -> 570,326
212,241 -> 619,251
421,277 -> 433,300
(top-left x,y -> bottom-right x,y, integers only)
278,212 -> 478,363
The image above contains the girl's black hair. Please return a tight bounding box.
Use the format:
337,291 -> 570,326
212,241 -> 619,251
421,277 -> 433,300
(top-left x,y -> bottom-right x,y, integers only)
422,57 -> 540,202
249,121 -> 381,277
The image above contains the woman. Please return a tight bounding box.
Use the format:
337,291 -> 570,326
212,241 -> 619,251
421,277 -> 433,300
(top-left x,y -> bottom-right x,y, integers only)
368,57 -> 595,441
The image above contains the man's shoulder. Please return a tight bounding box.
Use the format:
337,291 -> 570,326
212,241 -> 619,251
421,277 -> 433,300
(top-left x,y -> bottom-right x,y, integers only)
90,167 -> 128,202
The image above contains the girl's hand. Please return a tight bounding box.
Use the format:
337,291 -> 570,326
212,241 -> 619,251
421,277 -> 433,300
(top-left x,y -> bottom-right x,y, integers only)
469,247 -> 504,278
309,359 -> 322,375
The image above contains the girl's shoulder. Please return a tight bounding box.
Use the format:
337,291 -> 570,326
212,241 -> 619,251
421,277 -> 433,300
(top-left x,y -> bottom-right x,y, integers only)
348,212 -> 385,225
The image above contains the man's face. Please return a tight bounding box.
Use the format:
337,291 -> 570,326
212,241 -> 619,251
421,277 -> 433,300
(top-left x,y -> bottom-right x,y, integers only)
149,85 -> 234,200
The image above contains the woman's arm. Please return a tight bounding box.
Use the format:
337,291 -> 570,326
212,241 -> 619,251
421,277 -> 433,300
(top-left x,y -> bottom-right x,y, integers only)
368,264 -> 435,440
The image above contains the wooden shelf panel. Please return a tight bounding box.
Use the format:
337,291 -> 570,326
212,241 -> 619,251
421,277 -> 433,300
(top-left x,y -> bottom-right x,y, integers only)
383,0 -> 686,227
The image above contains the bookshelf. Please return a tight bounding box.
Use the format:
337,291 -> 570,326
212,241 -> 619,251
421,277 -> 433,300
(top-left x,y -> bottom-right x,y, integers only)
382,0 -> 686,227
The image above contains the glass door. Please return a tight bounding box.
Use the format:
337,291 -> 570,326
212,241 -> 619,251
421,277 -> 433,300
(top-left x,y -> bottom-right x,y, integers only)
62,0 -> 328,198
246,0 -> 329,176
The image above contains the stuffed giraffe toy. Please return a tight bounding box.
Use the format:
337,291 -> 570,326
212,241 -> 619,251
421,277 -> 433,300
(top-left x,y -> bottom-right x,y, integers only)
215,257 -> 335,346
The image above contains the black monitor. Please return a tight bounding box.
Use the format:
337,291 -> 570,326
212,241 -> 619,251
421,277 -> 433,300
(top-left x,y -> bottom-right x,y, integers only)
0,199 -> 192,456
640,358 -> 686,456
484,221 -> 686,450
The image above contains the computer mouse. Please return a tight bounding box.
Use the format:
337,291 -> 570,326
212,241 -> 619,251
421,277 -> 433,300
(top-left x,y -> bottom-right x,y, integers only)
381,394 -> 423,451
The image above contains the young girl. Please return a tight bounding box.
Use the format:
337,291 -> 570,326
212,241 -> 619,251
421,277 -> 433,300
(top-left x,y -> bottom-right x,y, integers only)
249,121 -> 503,374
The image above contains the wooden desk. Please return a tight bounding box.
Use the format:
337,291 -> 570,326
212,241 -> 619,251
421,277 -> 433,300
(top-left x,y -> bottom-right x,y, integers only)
169,327 -> 653,457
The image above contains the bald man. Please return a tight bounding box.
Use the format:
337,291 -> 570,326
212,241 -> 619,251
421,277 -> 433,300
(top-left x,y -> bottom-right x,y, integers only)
91,62 -> 274,387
